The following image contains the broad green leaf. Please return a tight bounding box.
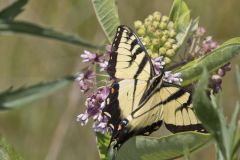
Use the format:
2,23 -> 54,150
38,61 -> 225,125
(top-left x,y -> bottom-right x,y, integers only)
0,21 -> 104,50
0,76 -> 75,109
117,132 -> 211,160
222,37 -> 240,46
92,0 -> 120,42
169,0 -> 190,32
96,133 -> 111,160
193,69 -> 222,139
0,137 -> 24,160
0,0 -> 28,21
176,38 -> 240,86
193,69 -> 229,158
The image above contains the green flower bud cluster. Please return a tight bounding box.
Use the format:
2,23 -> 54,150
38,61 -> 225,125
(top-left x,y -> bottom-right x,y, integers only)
134,11 -> 179,64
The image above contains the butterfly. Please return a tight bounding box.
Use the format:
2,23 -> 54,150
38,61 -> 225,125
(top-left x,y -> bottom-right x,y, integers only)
103,25 -> 207,149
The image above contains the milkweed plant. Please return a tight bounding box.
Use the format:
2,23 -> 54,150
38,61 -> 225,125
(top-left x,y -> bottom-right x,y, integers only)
0,0 -> 239,160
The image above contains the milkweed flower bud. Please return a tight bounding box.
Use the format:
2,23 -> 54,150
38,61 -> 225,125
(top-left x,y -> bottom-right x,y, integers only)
134,20 -> 143,29
134,12 -> 179,63
163,57 -> 171,64
196,27 -> 206,37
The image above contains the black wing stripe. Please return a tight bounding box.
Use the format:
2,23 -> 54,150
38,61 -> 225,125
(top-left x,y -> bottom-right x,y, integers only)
165,123 -> 208,133
107,25 -> 155,80
103,83 -> 121,134
161,85 -> 208,133
130,39 -> 138,52
133,55 -> 149,79
129,48 -> 142,66
161,88 -> 186,105
107,26 -> 124,78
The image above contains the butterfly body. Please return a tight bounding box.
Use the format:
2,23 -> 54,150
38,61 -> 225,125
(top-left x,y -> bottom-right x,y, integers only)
104,25 -> 207,149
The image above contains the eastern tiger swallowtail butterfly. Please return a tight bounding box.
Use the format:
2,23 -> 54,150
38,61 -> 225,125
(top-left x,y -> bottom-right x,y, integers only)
104,25 -> 207,149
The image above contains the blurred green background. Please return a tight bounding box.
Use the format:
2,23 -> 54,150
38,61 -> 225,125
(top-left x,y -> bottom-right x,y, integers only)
0,0 -> 239,160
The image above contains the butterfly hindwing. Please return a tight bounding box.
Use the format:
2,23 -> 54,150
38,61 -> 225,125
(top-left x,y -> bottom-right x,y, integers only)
161,82 -> 207,133
103,79 -> 164,145
107,25 -> 155,81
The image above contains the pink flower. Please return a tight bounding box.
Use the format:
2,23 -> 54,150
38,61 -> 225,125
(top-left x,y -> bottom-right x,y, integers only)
76,70 -> 95,92
77,112 -> 89,126
200,36 -> 219,54
99,60 -> 108,71
163,71 -> 182,85
196,27 -> 206,37
77,86 -> 110,133
152,57 -> 165,75
80,50 -> 99,63
105,45 -> 112,55
92,115 -> 110,134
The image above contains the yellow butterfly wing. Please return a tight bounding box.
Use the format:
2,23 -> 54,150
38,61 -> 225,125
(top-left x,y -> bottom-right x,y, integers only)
160,84 -> 207,133
107,25 -> 155,81
104,25 -> 207,149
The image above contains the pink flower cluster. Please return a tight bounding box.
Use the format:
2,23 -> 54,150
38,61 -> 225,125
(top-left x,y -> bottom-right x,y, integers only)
194,27 -> 231,93
77,86 -> 110,133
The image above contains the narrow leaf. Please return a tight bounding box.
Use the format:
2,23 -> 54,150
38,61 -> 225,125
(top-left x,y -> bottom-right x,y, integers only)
92,0 -> 120,42
169,0 -> 190,32
0,76 -> 75,109
117,132 -> 211,160
0,21 -> 104,50
96,133 -> 111,160
232,128 -> 240,158
0,0 -> 28,21
229,103 -> 240,158
176,38 -> 240,86
236,65 -> 240,93
176,18 -> 199,48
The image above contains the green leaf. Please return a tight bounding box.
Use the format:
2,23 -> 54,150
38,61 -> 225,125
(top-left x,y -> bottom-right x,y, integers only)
232,128 -> 240,158
193,69 -> 222,136
116,132 -> 211,160
92,0 -> 120,42
96,133 -> 111,160
0,76 -> 75,109
193,69 -> 228,158
176,38 -> 240,86
169,0 -> 190,32
175,18 -> 199,50
0,0 -> 28,21
0,137 -> 24,160
236,65 -> 240,94
229,103 -> 240,158
0,21 -> 104,50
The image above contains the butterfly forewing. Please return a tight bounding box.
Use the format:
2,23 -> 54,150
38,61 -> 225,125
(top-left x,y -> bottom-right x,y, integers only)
108,25 -> 155,81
